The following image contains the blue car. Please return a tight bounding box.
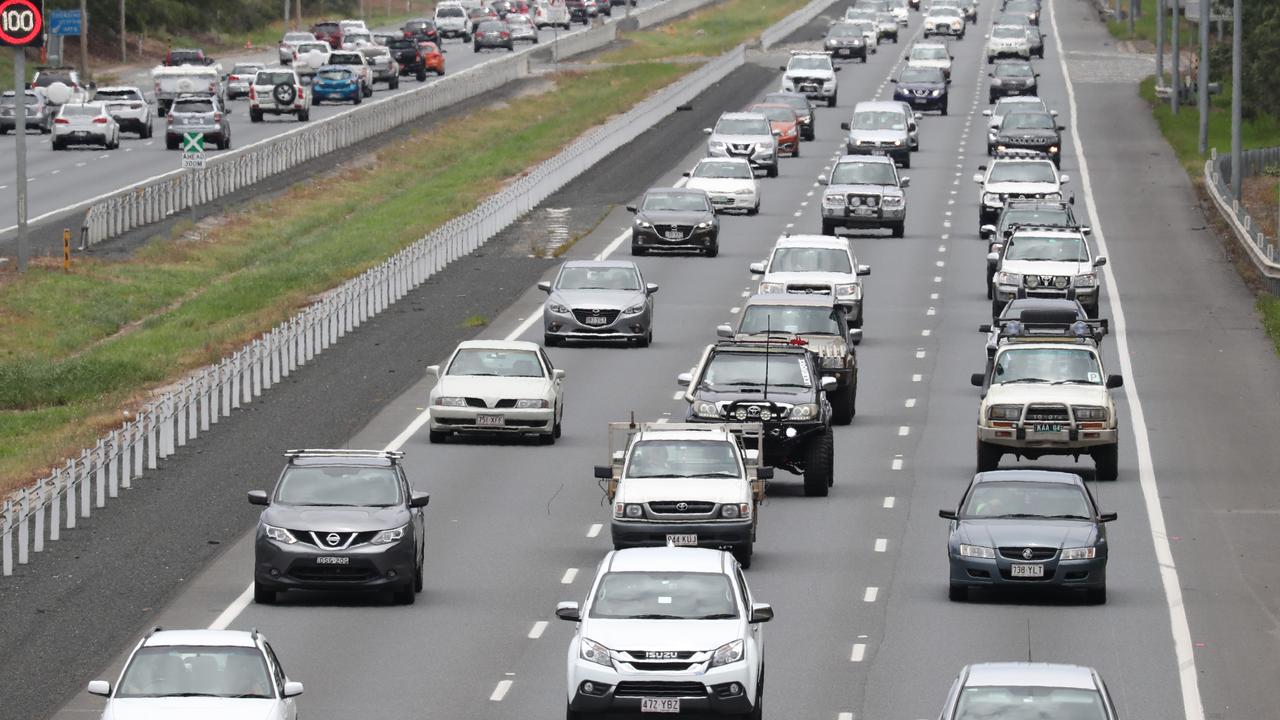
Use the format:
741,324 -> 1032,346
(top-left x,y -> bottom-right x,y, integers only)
312,66 -> 362,105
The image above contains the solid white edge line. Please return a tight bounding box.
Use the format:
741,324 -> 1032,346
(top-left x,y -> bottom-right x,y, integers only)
528,621 -> 549,639
208,584 -> 254,631
490,679 -> 514,701
1047,2 -> 1204,720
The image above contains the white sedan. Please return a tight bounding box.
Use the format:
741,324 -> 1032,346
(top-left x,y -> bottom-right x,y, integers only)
427,340 -> 566,444
683,157 -> 759,214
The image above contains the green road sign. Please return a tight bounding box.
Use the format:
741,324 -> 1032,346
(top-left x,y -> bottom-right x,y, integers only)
181,132 -> 205,153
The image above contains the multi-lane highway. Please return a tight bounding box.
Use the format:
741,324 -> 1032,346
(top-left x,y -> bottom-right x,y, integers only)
11,0 -> 1280,719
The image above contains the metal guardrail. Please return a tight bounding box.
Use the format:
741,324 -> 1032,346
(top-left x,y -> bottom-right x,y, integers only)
1205,147 -> 1280,294
760,0 -> 840,50
0,42 -> 747,578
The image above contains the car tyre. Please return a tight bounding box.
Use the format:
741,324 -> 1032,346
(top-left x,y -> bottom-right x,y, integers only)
901,153 -> 911,168
1093,443 -> 1119,481
544,333 -> 562,347
428,429 -> 448,444
250,108 -> 263,123
976,439 -> 1002,472
766,163 -> 778,178
354,92 -> 363,105
539,430 -> 556,445
820,219 -> 836,236
1087,585 -> 1108,605
299,109 -> 310,122
566,704 -> 584,720
826,94 -> 837,108
554,406 -> 563,439
748,203 -> 759,216
631,242 -> 645,256
802,428 -> 834,497
165,136 -> 178,150
254,584 -> 276,605
705,242 -> 719,258
891,221 -> 905,238
830,382 -> 855,425
949,582 -> 968,602
390,77 -> 400,90
636,329 -> 652,348
941,102 -> 948,116
414,551 -> 425,592
988,92 -> 997,104
393,583 -> 416,605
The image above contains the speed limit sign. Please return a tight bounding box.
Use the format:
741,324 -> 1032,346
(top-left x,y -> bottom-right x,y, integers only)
0,0 -> 44,48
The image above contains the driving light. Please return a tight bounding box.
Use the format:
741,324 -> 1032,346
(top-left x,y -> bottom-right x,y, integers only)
693,400 -> 721,419
710,639 -> 744,667
624,503 -> 643,518
959,544 -> 996,559
514,399 -> 549,409
263,524 -> 297,544
987,404 -> 1021,421
784,426 -> 797,438
371,525 -> 407,544
789,403 -> 819,421
1048,145 -> 1059,154
580,638 -> 613,667
1061,547 -> 1096,560
437,396 -> 467,407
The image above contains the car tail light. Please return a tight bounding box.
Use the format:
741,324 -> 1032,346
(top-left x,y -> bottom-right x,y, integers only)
500,31 -> 510,37
249,86 -> 256,100
214,112 -> 223,122
54,118 -> 69,124
208,82 -> 216,92
476,31 -> 484,37
93,117 -> 108,124
405,30 -> 413,37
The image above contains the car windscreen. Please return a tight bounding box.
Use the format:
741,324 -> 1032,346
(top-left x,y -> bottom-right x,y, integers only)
59,104 -> 100,117
715,117 -> 770,135
911,46 -> 947,60
115,646 -> 274,700
447,348 -> 544,377
992,25 -> 1025,38
1004,235 -> 1087,262
994,347 -> 1102,385
701,352 -> 812,388
844,8 -> 875,18
1003,112 -> 1055,130
172,100 -> 214,114
1,94 -> 39,105
405,20 -> 432,29
995,63 -> 1035,77
508,14 -> 533,24
739,305 -> 841,335
693,160 -> 753,179
626,440 -> 741,479
962,481 -> 1093,519
770,247 -> 853,273
256,72 -> 296,85
829,24 -> 863,37
1000,209 -> 1071,230
788,56 -> 832,71
954,686 -> 1107,720
852,110 -> 906,130
765,94 -> 809,112
934,7 -> 963,16
438,6 -> 465,16
755,106 -> 796,123
995,12 -> 1031,25
642,192 -> 709,212
318,69 -> 353,80
285,32 -> 315,42
830,161 -> 897,185
314,22 -> 340,31
1004,0 -> 1038,11
899,66 -> 944,83
988,161 -> 1057,183
298,43 -> 330,53
274,465 -> 402,506
556,266 -> 641,291
328,53 -> 362,64
589,571 -> 738,619
345,32 -> 372,43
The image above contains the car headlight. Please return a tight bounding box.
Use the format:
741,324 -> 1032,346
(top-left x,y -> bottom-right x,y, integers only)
1060,547 -> 1096,560
982,192 -> 1002,206
696,220 -> 713,229
624,503 -> 644,518
987,404 -> 1022,421
833,283 -> 859,298
995,271 -> 1022,286
759,141 -> 775,150
580,638 -> 613,667
514,398 -> 549,409
959,543 -> 996,559
371,525 -> 407,544
263,524 -> 297,544
820,354 -> 845,368
708,141 -> 726,151
634,218 -> 652,228
734,188 -> 755,195
823,193 -> 847,207
1073,406 -> 1108,421
882,195 -> 904,206
931,89 -> 943,96
1073,273 -> 1097,288
692,400 -> 721,419
757,281 -> 784,292
721,503 -> 747,519
548,302 -> 570,313
823,81 -> 835,89
710,639 -> 745,667
1043,192 -> 1062,200
621,303 -> 646,316
892,139 -> 903,146
789,403 -> 819,420
437,396 -> 468,407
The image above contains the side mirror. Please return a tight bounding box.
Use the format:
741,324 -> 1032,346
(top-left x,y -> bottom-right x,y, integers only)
716,324 -> 734,338
1105,374 -> 1123,389
820,376 -> 838,392
757,467 -> 774,480
970,372 -> 985,387
980,223 -> 996,237
247,490 -> 269,506
625,204 -> 637,213
1093,256 -> 1107,267
594,465 -> 613,479
537,280 -> 552,293
553,368 -> 567,380
986,251 -> 999,263
981,109 -> 992,116
749,602 -> 774,623
987,72 -> 994,77
840,121 -> 851,130
772,129 -> 781,137
555,601 -> 581,622
889,78 -> 898,83
1035,72 -> 1041,77
702,127 -> 713,134
1050,109 -> 1060,116
283,681 -> 304,698
1059,173 -> 1071,183
978,323 -> 992,333
749,261 -> 766,275
946,77 -> 952,84
938,509 -> 957,520
676,372 -> 693,387
1057,125 -> 1066,131
778,65 -> 787,71
1080,225 -> 1093,235
426,364 -> 440,378
834,65 -> 842,72
848,328 -> 862,344
1069,194 -> 1077,205
681,171 -> 690,177
913,112 -> 922,121
972,173 -> 985,183
900,176 -> 910,188
856,264 -> 871,276
1099,512 -> 1118,523
410,492 -> 431,508
646,283 -> 659,294
817,174 -> 828,185
87,681 -> 111,697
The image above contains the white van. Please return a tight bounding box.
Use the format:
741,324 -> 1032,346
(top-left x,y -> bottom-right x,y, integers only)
533,0 -> 571,29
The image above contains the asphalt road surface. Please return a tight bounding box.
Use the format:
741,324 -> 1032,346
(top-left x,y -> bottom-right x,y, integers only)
10,0 -> 1280,719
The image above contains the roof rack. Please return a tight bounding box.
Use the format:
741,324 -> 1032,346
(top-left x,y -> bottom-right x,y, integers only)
716,334 -> 812,350
1005,223 -> 1086,234
983,308 -> 1108,345
284,449 -> 405,462
790,49 -> 833,55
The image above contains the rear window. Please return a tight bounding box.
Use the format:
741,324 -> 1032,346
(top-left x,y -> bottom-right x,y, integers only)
318,69 -> 353,80
173,99 -> 214,113
34,72 -> 74,87
328,53 -> 362,64
314,22 -> 340,31
389,39 -> 416,50
256,72 -> 295,85
60,104 -> 101,117
93,89 -> 143,101
438,6 -> 464,16
231,64 -> 263,75
477,20 -> 505,30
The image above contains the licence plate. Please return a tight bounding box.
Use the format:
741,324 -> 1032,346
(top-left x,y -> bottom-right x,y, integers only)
1011,563 -> 1044,578
584,316 -> 609,326
476,414 -> 505,427
666,534 -> 698,546
316,556 -> 349,565
664,230 -> 684,240
1032,423 -> 1062,433
641,698 -> 680,713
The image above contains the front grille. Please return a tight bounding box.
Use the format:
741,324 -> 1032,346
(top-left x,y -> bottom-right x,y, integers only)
648,501 -> 715,514
289,565 -> 377,581
494,398 -> 518,409
1024,405 -> 1070,422
296,530 -> 376,549
847,193 -> 880,207
727,143 -> 754,155
914,88 -> 930,96
786,283 -> 832,295
615,681 -> 708,698
463,397 -> 488,407
628,661 -> 699,671
999,547 -> 1058,561
653,224 -> 692,240
623,651 -> 698,660
572,308 -> 621,325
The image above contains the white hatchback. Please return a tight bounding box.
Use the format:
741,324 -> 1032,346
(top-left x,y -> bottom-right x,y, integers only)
556,547 -> 772,719
683,157 -> 760,214
427,339 -> 566,443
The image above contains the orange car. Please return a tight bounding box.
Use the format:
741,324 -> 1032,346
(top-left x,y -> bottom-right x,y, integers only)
750,103 -> 800,157
418,40 -> 446,75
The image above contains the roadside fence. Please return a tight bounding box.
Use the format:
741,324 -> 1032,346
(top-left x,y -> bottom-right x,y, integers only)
1205,147 -> 1280,294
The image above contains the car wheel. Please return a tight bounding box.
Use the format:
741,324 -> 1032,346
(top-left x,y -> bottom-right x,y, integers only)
826,94 -> 837,108
354,92 -> 362,105
766,163 -> 778,178
1092,444 -> 1119,481
705,242 -> 719,258
792,143 -> 800,158
988,93 -> 997,104
830,382 -> 855,425
1087,585 -> 1107,605
1084,302 -> 1099,319
991,298 -> 1003,319
299,110 -> 310,122
539,430 -> 556,445
391,77 -> 400,90
393,583 -> 416,605
802,428 -> 833,497
748,203 -> 759,216
473,43 -> 481,52
733,543 -> 753,569
941,103 -> 948,116
544,333 -> 562,347
414,551 -> 425,592
553,409 -> 563,438
143,123 -> 152,138
631,242 -> 645,256
566,704 -> 585,720
464,33 -> 472,42
636,329 -> 651,348
417,69 -> 428,81
901,153 -> 911,168
949,583 -> 968,601
986,276 -> 994,300
165,136 -> 178,150
821,219 -> 836,236
254,584 -> 276,605
976,440 -> 1002,472
891,221 -> 905,238
428,429 -> 447,444
250,108 -> 263,123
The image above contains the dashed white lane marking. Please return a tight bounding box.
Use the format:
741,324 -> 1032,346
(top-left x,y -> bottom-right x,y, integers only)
863,587 -> 879,602
529,621 -> 548,639
875,538 -> 888,552
741,291 -> 750,297
921,329 -> 931,337
938,244 -> 947,252
916,349 -> 926,359
98,154 -> 110,159
934,276 -> 942,283
561,568 -> 578,584
785,223 -> 794,229
75,162 -> 86,167
587,523 -> 602,538
940,233 -> 949,240
124,147 -> 132,152
851,643 -> 867,662
655,418 -> 668,424
898,426 -> 910,436
806,190 -> 814,197
943,210 -> 952,217
927,307 -> 936,316
930,292 -> 938,300
839,713 -> 855,720
672,391 -> 684,400
730,306 -> 740,314
912,373 -> 922,382
800,201 -> 808,207
50,170 -> 59,175
905,398 -> 916,408
883,496 -> 896,508
0,185 -> 6,190
490,680 -> 513,702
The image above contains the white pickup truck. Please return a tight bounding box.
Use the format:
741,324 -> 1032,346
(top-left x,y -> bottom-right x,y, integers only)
151,65 -> 224,116
595,421 -> 771,568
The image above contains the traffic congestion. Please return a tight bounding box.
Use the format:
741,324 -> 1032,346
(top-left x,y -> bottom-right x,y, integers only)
2,0 -> 1249,718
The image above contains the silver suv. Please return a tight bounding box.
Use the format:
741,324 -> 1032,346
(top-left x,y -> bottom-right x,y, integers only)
164,94 -> 231,150
705,112 -> 779,178
779,51 -> 839,108
0,90 -> 52,134
819,154 -> 909,238
841,100 -> 912,168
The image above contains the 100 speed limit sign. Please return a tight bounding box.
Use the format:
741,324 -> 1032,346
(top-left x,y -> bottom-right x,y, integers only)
0,0 -> 44,48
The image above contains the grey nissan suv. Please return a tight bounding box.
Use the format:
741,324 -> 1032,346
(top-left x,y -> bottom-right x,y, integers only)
248,449 -> 430,605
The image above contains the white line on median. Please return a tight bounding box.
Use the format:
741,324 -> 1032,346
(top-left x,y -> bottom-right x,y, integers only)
208,585 -> 254,631
883,496 -> 896,509
905,398 -> 916,408
850,643 -> 866,662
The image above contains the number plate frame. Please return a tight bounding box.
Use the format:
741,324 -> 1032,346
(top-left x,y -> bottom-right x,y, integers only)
476,414 -> 505,427
1010,563 -> 1044,578
641,698 -> 680,713
665,534 -> 698,547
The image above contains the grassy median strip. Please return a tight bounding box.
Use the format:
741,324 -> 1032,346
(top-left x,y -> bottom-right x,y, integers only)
598,0 -> 812,63
0,62 -> 688,490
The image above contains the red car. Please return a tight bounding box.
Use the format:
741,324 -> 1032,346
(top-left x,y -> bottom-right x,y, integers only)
311,21 -> 344,49
750,103 -> 801,157
418,41 -> 446,75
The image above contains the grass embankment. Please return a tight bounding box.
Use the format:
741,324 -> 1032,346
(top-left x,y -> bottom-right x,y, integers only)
1261,296 -> 1280,355
598,0 -> 809,62
1137,76 -> 1280,175
1105,0 -> 1197,45
0,62 -> 687,491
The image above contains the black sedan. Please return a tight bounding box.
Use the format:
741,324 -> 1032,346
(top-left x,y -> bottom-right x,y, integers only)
988,60 -> 1039,104
628,188 -> 720,257
940,470 -> 1115,604
892,65 -> 949,115
473,20 -> 514,52
823,23 -> 869,62
993,110 -> 1064,165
